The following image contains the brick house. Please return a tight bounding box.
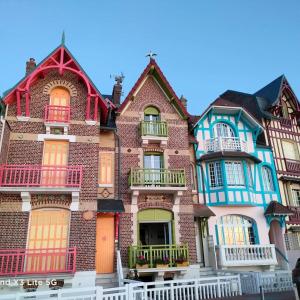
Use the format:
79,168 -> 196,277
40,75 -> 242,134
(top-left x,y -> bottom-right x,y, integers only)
115,58 -> 206,280
0,42 -> 123,291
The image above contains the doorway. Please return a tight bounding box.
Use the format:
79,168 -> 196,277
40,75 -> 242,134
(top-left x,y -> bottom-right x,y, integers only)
140,222 -> 171,245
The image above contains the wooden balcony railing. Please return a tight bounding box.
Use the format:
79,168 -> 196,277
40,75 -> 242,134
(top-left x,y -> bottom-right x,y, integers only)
0,165 -> 82,188
44,105 -> 71,124
285,159 -> 300,173
129,168 -> 186,187
140,121 -> 168,137
0,247 -> 76,276
218,244 -> 277,267
129,244 -> 189,268
204,137 -> 247,153
287,206 -> 300,225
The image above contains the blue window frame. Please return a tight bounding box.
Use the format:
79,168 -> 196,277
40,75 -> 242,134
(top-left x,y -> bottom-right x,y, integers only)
262,166 -> 274,191
225,161 -> 245,186
208,162 -> 223,188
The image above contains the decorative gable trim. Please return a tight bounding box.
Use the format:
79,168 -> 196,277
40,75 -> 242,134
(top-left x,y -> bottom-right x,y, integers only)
43,79 -> 77,96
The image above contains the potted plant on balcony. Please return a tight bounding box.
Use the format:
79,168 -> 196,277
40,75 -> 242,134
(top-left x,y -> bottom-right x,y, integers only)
175,256 -> 189,267
154,256 -> 170,268
135,255 -> 149,269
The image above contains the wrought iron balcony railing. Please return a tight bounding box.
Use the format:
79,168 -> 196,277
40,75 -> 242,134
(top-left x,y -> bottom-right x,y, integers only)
44,105 -> 71,124
0,247 -> 76,276
129,168 -> 186,187
204,137 -> 247,153
0,165 -> 82,188
129,244 -> 189,268
140,121 -> 168,137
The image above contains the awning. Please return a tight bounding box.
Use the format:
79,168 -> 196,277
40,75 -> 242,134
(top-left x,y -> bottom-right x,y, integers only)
97,199 -> 125,213
264,201 -> 294,216
193,204 -> 215,218
197,151 -> 261,164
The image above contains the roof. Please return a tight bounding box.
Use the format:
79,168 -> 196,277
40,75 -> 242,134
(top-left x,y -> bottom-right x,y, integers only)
264,201 -> 294,216
117,58 -> 189,119
254,75 -> 285,107
193,204 -> 215,217
2,43 -> 112,125
97,199 -> 125,213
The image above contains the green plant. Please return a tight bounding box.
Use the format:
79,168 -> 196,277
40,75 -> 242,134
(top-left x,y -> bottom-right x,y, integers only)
175,256 -> 187,264
154,256 -> 170,265
136,255 -> 148,266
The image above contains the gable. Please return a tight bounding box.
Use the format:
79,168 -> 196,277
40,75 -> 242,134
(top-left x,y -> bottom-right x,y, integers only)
118,59 -> 188,120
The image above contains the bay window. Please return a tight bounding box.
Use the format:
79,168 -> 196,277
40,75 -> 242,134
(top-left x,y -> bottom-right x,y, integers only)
225,161 -> 244,186
208,162 -> 223,188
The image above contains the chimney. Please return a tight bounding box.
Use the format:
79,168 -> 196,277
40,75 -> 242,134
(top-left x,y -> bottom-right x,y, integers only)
26,58 -> 36,75
180,95 -> 187,109
112,74 -> 124,107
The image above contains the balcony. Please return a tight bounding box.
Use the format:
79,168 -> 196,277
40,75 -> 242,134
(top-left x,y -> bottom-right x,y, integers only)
129,244 -> 189,269
204,137 -> 247,153
287,206 -> 300,225
140,121 -> 168,146
0,247 -> 76,277
217,244 -> 277,268
44,105 -> 71,124
285,159 -> 300,173
279,118 -> 292,128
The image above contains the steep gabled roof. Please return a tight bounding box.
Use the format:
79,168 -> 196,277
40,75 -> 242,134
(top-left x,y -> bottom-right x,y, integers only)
2,44 -> 112,124
117,59 -> 189,119
254,75 -> 285,107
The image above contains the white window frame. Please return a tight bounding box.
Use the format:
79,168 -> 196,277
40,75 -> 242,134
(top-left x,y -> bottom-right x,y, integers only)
291,189 -> 300,207
214,123 -> 235,138
208,162 -> 223,188
225,161 -> 245,186
262,166 -> 274,192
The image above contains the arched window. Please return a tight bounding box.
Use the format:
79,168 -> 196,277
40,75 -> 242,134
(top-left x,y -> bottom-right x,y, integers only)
262,166 -> 274,192
50,87 -> 70,107
144,106 -> 160,122
214,122 -> 235,138
217,215 -> 256,245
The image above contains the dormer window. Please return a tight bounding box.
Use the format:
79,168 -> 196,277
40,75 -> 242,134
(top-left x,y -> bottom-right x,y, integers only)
144,106 -> 160,122
214,123 -> 235,138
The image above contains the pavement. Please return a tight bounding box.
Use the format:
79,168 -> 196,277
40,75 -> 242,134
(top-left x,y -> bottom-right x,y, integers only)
217,291 -> 296,300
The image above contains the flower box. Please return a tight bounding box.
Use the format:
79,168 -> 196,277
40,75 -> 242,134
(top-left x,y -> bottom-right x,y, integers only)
156,264 -> 169,268
176,261 -> 189,267
136,264 -> 149,269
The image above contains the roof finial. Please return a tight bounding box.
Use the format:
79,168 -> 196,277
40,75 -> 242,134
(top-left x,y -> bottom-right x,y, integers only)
61,31 -> 65,45
146,51 -> 157,60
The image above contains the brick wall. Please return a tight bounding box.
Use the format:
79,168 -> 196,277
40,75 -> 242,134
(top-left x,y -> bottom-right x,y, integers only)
0,212 -> 29,248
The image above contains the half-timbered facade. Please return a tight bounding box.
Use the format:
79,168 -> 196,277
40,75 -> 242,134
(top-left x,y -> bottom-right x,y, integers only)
193,97 -> 288,271
0,41 -> 122,292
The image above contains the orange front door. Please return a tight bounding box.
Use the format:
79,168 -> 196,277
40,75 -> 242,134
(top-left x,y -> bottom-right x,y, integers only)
96,214 -> 115,273
42,141 -> 69,186
27,210 -> 70,273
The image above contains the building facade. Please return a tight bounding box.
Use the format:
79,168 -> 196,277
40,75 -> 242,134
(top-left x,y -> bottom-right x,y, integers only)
0,43 -> 123,291
193,97 -> 288,271
115,58 -> 204,280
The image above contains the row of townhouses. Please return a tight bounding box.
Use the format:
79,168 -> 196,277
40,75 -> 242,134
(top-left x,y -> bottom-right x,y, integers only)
0,41 -> 299,292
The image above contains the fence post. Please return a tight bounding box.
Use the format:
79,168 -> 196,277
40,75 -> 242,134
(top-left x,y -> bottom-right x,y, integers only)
237,275 -> 242,296
260,286 -> 265,300
217,277 -> 221,298
57,289 -> 62,300
194,279 -> 199,300
96,286 -> 103,299
170,282 -> 175,300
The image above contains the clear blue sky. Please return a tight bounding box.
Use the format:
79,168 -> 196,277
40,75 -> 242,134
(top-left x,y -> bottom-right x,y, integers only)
0,0 -> 300,115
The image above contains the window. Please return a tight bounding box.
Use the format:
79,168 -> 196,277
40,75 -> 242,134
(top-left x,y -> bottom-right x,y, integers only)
144,106 -> 160,122
214,123 -> 235,138
246,163 -> 254,188
99,153 -> 113,186
291,189 -> 300,207
50,87 -> 70,106
225,161 -> 245,186
282,140 -> 299,160
262,166 -> 274,191
217,215 -> 256,245
208,162 -> 223,187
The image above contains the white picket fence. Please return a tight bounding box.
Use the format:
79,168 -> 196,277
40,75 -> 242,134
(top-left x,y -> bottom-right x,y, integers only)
0,275 -> 241,300
220,270 -> 293,294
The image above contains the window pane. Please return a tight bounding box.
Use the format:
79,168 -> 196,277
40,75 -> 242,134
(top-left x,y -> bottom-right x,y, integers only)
262,167 -> 274,191
225,161 -> 244,186
209,162 -> 223,187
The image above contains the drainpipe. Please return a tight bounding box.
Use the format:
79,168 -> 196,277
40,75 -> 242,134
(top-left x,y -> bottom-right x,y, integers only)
114,129 -> 122,250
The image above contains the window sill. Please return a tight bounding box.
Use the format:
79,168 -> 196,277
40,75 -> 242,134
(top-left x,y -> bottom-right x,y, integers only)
98,184 -> 113,188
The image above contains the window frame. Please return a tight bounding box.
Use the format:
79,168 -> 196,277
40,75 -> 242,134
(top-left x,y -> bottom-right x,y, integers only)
262,166 -> 275,192
208,161 -> 223,188
99,152 -> 114,187
224,161 -> 245,187
214,122 -> 235,138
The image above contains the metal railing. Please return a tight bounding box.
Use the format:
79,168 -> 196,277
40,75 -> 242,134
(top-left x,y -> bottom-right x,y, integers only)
204,137 -> 247,153
44,105 -> 71,123
0,164 -> 82,188
140,121 -> 168,137
129,244 -> 189,268
0,247 -> 76,276
218,244 -> 277,267
129,168 -> 186,187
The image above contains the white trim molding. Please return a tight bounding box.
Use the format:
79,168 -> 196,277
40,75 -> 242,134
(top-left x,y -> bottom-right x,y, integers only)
37,134 -> 76,142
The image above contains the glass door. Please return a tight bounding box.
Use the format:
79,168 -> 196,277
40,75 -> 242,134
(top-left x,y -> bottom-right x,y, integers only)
144,153 -> 163,185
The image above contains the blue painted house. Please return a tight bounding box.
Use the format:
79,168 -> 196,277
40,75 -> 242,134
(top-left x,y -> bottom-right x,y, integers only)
192,96 -> 289,270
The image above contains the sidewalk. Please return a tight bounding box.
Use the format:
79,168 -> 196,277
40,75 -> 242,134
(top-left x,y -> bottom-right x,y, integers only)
219,291 -> 296,300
